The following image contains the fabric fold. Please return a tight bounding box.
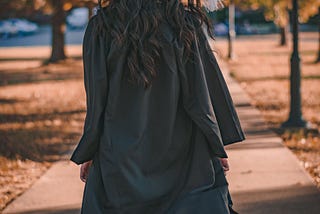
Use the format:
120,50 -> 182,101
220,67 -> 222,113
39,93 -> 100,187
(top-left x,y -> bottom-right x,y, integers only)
70,16 -> 109,165
183,14 -> 245,147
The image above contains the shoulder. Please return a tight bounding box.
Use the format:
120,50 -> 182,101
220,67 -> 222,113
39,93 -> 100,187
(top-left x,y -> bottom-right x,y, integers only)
83,14 -> 99,42
85,5 -> 110,37
85,16 -> 97,34
83,8 -> 110,44
82,14 -> 106,53
183,9 -> 202,30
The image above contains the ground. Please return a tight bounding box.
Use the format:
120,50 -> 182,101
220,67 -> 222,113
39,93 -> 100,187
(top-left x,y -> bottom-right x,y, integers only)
0,33 -> 319,211
213,32 -> 320,188
0,46 -> 86,211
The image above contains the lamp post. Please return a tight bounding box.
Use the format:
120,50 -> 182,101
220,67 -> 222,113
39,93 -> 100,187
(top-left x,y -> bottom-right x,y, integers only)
281,0 -> 308,128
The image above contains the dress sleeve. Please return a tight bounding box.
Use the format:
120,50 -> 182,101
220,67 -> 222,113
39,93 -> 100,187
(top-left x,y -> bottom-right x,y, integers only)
179,22 -> 228,158
196,26 -> 245,146
70,16 -> 108,165
180,13 -> 245,151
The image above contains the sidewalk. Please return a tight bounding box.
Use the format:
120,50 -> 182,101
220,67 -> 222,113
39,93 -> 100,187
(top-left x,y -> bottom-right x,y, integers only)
3,57 -> 320,214
220,61 -> 320,213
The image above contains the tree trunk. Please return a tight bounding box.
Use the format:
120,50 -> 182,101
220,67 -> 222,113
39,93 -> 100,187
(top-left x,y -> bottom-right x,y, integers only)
316,7 -> 320,63
279,26 -> 287,46
317,25 -> 320,63
87,2 -> 95,18
228,1 -> 236,60
49,0 -> 66,63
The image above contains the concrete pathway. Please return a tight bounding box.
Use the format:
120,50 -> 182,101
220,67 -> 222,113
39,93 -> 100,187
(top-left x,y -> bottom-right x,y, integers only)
3,57 -> 320,214
221,61 -> 320,214
3,161 -> 84,214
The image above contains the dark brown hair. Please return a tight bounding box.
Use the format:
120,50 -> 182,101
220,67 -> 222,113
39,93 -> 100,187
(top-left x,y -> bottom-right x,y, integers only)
96,0 -> 213,88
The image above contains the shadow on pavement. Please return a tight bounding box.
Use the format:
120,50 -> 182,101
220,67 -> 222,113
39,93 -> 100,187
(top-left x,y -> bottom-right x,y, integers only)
227,142 -> 283,150
232,184 -> 320,214
0,70 -> 82,86
6,205 -> 80,214
0,56 -> 82,62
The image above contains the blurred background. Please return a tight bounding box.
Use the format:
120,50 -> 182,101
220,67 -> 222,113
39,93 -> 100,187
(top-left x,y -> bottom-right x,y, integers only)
0,0 -> 319,212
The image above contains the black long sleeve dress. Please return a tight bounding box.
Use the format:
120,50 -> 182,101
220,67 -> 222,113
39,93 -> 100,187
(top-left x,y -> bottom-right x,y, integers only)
70,7 -> 245,214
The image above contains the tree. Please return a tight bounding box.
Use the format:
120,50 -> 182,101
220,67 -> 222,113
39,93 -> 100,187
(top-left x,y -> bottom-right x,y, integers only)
228,0 -> 236,59
48,0 -> 96,62
0,0 -> 39,19
233,0 -> 319,46
300,4 -> 320,63
48,0 -> 66,62
260,0 -> 289,46
0,0 -> 96,63
317,7 -> 320,63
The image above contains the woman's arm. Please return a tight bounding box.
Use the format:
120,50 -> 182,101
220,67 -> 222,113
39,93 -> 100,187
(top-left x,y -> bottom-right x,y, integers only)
70,15 -> 109,165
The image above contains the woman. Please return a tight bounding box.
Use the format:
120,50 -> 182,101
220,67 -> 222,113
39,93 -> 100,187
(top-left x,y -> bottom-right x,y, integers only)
70,0 -> 245,213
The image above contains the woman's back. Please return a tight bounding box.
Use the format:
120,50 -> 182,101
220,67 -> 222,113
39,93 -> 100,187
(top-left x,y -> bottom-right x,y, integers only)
70,1 -> 244,213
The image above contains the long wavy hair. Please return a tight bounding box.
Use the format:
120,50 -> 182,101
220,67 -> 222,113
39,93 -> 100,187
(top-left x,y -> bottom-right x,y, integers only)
96,0 -> 213,88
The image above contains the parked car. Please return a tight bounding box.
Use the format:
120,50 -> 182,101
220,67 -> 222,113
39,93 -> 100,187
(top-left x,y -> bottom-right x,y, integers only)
67,7 -> 89,29
0,20 -> 18,39
8,19 -> 39,36
236,22 -> 258,35
214,23 -> 228,36
0,18 -> 38,38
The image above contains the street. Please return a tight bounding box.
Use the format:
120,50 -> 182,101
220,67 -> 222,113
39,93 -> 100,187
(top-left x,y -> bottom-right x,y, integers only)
1,23 -> 318,48
0,25 -> 85,47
